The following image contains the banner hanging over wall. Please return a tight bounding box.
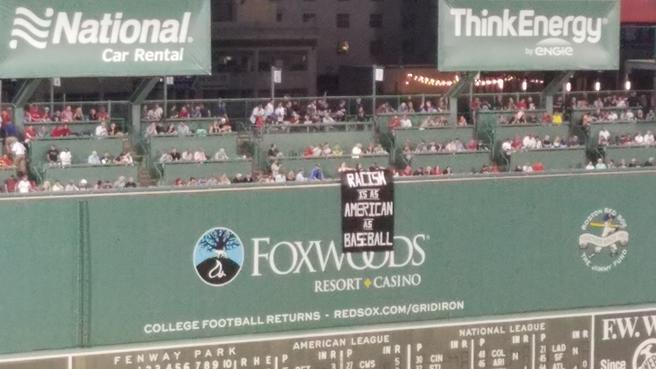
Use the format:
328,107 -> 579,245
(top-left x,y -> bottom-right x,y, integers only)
0,0 -> 211,78
341,170 -> 395,253
438,0 -> 621,71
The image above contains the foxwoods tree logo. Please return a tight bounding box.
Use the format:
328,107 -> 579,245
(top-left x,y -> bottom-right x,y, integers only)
193,228 -> 244,287
633,338 -> 656,369
579,208 -> 629,272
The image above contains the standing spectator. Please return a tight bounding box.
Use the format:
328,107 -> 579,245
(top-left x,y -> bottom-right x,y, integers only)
9,137 -> 26,173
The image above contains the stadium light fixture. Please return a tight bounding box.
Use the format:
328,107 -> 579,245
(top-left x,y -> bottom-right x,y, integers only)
624,79 -> 632,91
521,79 -> 528,91
594,81 -> 601,91
497,79 -> 504,90
565,82 -> 572,92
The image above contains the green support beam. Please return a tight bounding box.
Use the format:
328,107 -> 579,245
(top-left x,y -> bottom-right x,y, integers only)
445,72 -> 479,124
129,77 -> 160,143
12,79 -> 43,129
542,71 -> 574,115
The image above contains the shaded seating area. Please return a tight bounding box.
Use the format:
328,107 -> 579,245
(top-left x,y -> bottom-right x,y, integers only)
43,164 -> 139,185
510,148 -> 587,171
159,159 -> 253,185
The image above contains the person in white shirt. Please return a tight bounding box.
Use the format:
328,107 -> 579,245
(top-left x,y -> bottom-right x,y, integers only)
274,103 -> 286,124
634,133 -> 645,145
585,161 -> 595,170
181,150 -> 193,161
595,158 -> 607,170
598,129 -> 611,145
95,121 -> 108,137
17,176 -> 31,194
88,151 -> 101,165
295,170 -> 307,182
64,182 -> 79,192
52,181 -> 64,192
193,150 -> 207,162
644,131 -> 655,145
10,138 -> 26,174
213,148 -> 229,161
399,115 -> 412,129
59,148 -> 72,167
351,143 -> 363,159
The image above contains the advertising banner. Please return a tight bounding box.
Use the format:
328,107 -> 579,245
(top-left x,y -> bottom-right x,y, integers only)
3,172 -> 656,354
438,0 -> 621,71
4,306 -> 656,369
341,170 -> 395,252
0,0 -> 211,78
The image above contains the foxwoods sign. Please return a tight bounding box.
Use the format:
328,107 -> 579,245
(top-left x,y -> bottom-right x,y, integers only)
438,0 -> 620,71
0,0 -> 211,77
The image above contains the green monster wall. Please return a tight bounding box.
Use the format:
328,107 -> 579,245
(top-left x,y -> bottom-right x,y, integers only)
0,171 -> 653,355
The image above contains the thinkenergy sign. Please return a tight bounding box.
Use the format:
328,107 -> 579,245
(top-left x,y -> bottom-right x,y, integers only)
438,0 -> 620,71
0,0 -> 211,78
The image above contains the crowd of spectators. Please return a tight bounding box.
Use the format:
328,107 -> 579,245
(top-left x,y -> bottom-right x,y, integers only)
23,104 -> 110,124
144,118 -> 232,137
585,157 -> 655,170
401,138 -> 484,155
501,134 -> 581,155
3,174 -> 137,194
158,147 -> 235,164
597,129 -> 655,147
44,145 -> 134,167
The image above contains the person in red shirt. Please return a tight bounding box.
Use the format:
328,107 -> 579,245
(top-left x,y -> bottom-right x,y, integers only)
24,125 -> 37,142
388,116 -> 401,130
4,175 -> 17,193
28,104 -> 43,122
178,106 -> 190,119
97,106 -> 109,121
51,124 -> 71,138
532,161 -> 545,172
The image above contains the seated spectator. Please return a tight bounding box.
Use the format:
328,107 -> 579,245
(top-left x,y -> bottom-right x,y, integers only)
388,116 -> 401,130
309,164 -> 324,181
267,144 -> 280,159
88,151 -> 101,165
177,122 -> 192,136
209,120 -> 222,134
457,115 -> 468,126
113,176 -> 127,189
169,148 -> 181,161
88,109 -> 98,121
95,121 -> 108,137
24,124 -> 37,143
159,152 -> 173,163
213,149 -> 230,161
61,106 -> 74,122
125,177 -> 138,188
181,149 -> 193,161
101,152 -> 113,165
351,143 -> 363,159
97,106 -> 109,121
644,131 -> 655,145
399,115 -> 412,129
73,107 -> 85,121
193,150 -> 207,162
47,145 -> 60,165
108,122 -> 122,136
64,181 -> 79,192
51,124 -> 71,138
59,148 -> 72,167
52,181 -> 64,192
17,175 -> 31,194
595,158 -> 607,170
116,152 -> 134,165
333,145 -> 344,156
145,121 -> 159,137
